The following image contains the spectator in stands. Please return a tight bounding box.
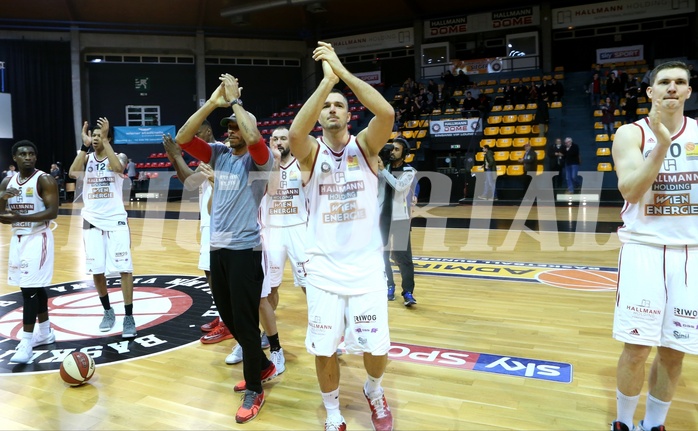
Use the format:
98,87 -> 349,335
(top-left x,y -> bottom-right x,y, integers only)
589,73 -> 602,108
477,145 -> 497,200
455,69 -> 470,90
625,73 -> 640,92
441,70 -> 456,91
534,94 -> 549,134
606,72 -> 623,106
548,78 -> 564,102
461,91 -> 479,117
563,137 -> 580,194
476,92 -> 491,117
427,79 -> 438,95
4,165 -> 16,178
600,96 -> 616,135
622,89 -> 639,124
396,96 -> 411,123
547,137 -> 565,188
518,142 -> 537,174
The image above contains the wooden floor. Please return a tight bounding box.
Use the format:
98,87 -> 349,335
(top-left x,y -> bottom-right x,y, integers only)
1,200 -> 696,430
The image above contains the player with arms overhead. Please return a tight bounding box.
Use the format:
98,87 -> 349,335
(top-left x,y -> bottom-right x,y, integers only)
288,41 -> 395,431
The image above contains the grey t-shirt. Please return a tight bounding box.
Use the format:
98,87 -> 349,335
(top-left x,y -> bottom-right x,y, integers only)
209,142 -> 273,250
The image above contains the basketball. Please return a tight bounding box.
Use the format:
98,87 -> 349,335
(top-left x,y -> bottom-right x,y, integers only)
59,352 -> 96,386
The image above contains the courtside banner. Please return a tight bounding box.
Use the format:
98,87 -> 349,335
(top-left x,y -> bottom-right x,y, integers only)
325,28 -> 413,55
355,71 -> 381,85
596,45 -> 643,64
430,119 -> 483,137
114,125 -> 176,144
553,0 -> 695,29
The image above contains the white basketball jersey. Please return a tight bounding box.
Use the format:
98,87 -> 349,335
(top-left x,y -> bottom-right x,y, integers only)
199,180 -> 212,228
262,158 -> 307,228
81,153 -> 127,230
618,116 -> 698,246
304,136 -> 384,294
7,169 -> 49,235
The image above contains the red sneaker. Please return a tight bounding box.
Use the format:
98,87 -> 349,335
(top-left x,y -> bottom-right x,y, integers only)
325,416 -> 347,431
200,322 -> 233,344
364,389 -> 393,431
234,362 -> 277,392
200,317 -> 220,332
235,390 -> 265,423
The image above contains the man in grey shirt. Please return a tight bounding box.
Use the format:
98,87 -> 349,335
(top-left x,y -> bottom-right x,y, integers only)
175,73 -> 274,424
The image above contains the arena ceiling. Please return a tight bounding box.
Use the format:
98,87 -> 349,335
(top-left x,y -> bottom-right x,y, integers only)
0,0 -> 591,41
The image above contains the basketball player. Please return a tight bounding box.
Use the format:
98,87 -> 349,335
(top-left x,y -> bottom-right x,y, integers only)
68,118 -> 135,338
263,126 -> 308,304
174,73 -> 274,424
1,140 -> 59,363
288,42 -> 395,431
163,125 -> 233,344
611,60 -> 696,431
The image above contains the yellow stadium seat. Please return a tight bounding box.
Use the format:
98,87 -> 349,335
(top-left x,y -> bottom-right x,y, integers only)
484,127 -> 500,136
531,125 -> 541,134
500,126 -> 515,136
503,104 -> 514,111
513,137 -> 529,148
472,165 -> 485,173
390,131 -> 399,139
521,76 -> 531,83
526,103 -> 537,110
416,129 -> 427,139
510,77 -> 520,84
637,107 -> 649,115
518,114 -> 533,123
404,153 -> 415,163
419,119 -> 429,128
596,134 -> 610,142
614,121 -> 622,129
509,150 -> 525,161
475,152 -> 485,162
593,110 -> 603,117
414,141 -> 421,149
536,165 -> 544,175
637,97 -> 647,104
494,151 -> 509,162
431,108 -> 442,115
613,109 -> 621,116
554,73 -> 564,80
480,138 -> 496,148
594,122 -> 603,129
496,138 -> 512,148
554,66 -> 564,72
515,125 -> 532,135
610,133 -> 615,141
491,105 -> 503,112
496,165 -> 506,176
535,150 -> 545,160
507,165 -> 525,176
487,79 -> 497,86
530,137 -> 547,147
401,130 -> 415,139
487,116 -> 502,125
404,120 -> 419,129
596,147 -> 611,156
531,76 -> 541,82
503,114 -> 518,124
452,90 -> 463,97
444,108 -> 455,115
514,104 -> 526,111
499,78 -> 509,85
484,88 -> 495,94
550,101 -> 562,108
597,163 -> 613,172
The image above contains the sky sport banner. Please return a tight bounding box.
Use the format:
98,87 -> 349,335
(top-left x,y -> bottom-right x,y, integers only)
325,28 -> 413,55
114,125 -> 176,144
552,0 -> 695,29
596,45 -> 643,64
424,6 -> 539,38
355,71 -> 382,84
430,119 -> 483,137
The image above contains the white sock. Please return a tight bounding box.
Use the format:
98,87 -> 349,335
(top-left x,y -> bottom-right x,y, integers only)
616,389 -> 640,427
38,320 -> 50,335
21,331 -> 33,341
321,389 -> 341,420
364,374 -> 384,399
643,394 -> 671,429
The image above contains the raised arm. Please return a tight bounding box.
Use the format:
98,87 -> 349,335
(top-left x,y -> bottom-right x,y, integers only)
315,41 -> 395,155
219,74 -> 263,148
289,59 -> 338,168
96,117 -> 125,174
163,133 -> 207,191
68,121 -> 91,179
176,79 -> 230,146
380,167 -> 415,193
612,102 -> 671,203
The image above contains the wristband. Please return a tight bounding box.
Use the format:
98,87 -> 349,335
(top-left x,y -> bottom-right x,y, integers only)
230,98 -> 243,107
81,144 -> 91,153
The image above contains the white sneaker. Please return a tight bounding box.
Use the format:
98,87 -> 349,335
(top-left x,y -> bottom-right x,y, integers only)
226,344 -> 243,365
270,348 -> 286,375
324,415 -> 347,431
10,338 -> 33,364
31,328 -> 55,347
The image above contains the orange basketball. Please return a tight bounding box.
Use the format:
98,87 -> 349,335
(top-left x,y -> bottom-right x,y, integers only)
60,352 -> 95,386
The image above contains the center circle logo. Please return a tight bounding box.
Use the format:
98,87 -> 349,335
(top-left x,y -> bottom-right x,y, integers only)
0,275 -> 214,375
